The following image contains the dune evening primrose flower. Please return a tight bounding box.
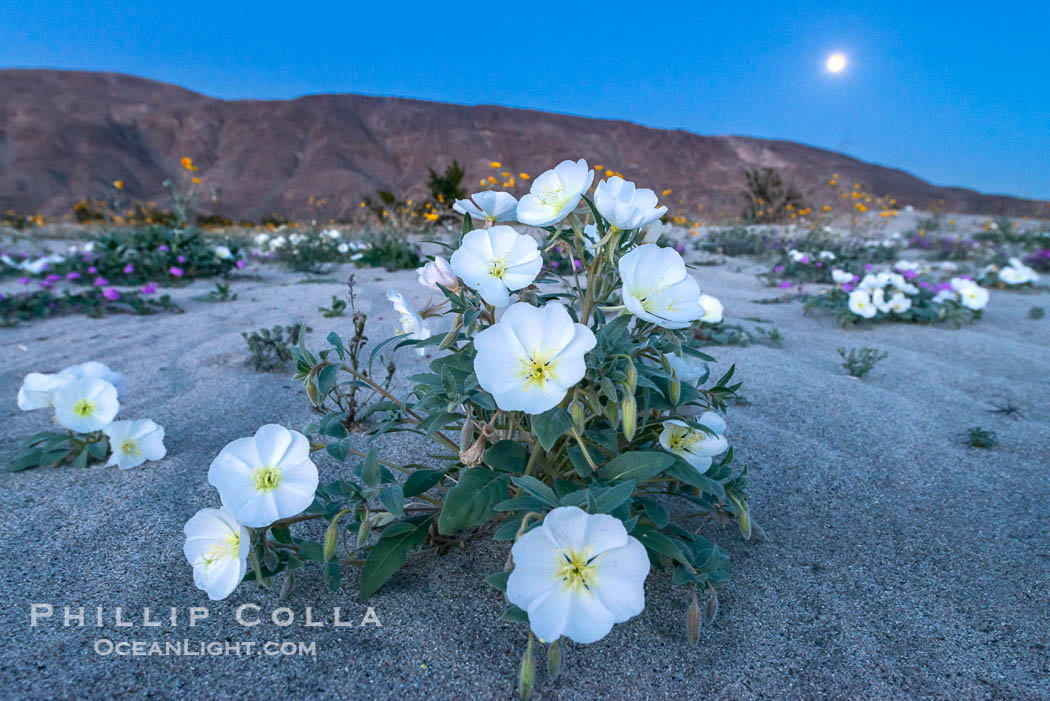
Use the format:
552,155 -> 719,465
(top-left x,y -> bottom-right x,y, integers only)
888,292 -> 912,314
664,353 -> 704,385
506,506 -> 649,644
619,244 -> 703,329
642,219 -> 663,244
593,176 -> 667,231
386,289 -> 431,356
952,279 -> 989,310
473,302 -> 596,415
659,416 -> 728,471
17,372 -> 68,410
59,361 -> 128,397
208,424 -> 319,528
183,507 -> 250,601
698,293 -> 724,324
848,289 -> 877,318
453,191 -> 519,223
831,269 -> 854,285
871,288 -> 892,314
214,245 -> 233,260
516,159 -> 594,227
449,226 -> 542,307
103,419 -> 166,469
52,377 -> 119,432
416,256 -> 459,292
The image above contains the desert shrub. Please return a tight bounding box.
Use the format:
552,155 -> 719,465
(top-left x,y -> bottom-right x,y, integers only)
838,347 -> 887,378
242,323 -> 310,372
741,167 -> 807,224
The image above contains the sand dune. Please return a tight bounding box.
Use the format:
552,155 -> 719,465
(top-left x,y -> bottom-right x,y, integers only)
1,250 -> 1048,698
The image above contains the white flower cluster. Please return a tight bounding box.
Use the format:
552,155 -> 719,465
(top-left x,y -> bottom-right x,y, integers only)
17,362 -> 166,469
2,252 -> 66,275
253,229 -> 369,259
787,249 -> 836,263
847,270 -> 920,318
981,257 -> 1040,286
184,424 -> 319,599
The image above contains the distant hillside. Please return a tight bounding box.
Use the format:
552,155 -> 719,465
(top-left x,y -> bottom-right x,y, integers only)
0,69 -> 1041,221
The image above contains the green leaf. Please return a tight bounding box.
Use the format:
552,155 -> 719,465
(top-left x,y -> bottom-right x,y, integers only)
326,439 -> 349,462
586,480 -> 636,514
381,485 -> 405,518
484,440 -> 528,473
361,448 -> 381,488
510,475 -> 559,507
531,407 -> 573,451
636,496 -> 670,529
665,458 -> 726,500
632,524 -> 691,567
9,449 -> 42,472
598,451 -> 674,483
317,364 -> 339,397
494,495 -> 552,512
359,515 -> 433,598
502,604 -> 529,622
324,561 -> 341,592
437,468 -> 510,535
485,571 -> 511,592
403,469 -> 444,497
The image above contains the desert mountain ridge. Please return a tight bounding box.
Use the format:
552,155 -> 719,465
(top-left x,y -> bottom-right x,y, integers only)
0,69 -> 1042,221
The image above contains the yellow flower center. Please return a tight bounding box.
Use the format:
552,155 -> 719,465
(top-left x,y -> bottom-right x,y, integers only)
250,465 -> 283,493
555,548 -> 599,594
489,257 -> 508,279
519,350 -> 557,390
200,533 -> 240,569
119,438 -> 140,456
667,426 -> 700,453
72,398 -> 96,418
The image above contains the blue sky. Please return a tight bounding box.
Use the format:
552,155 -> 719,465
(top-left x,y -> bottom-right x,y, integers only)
3,1 -> 1048,199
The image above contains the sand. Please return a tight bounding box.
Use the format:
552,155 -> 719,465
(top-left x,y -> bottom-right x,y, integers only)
1,245 -> 1048,699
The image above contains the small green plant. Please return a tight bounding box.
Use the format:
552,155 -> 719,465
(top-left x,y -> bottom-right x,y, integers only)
243,323 -> 310,372
427,160 -> 468,208
966,427 -> 997,449
318,295 -> 347,317
196,282 -> 237,302
838,347 -> 888,378
353,230 -> 423,271
1029,306 -> 1044,320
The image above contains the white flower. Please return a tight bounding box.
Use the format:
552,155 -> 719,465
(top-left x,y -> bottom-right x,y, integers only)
58,361 -> 127,398
664,353 -> 704,385
857,273 -> 880,292
583,223 -> 602,248
642,219 -> 663,244
270,235 -> 287,250
819,250 -> 836,260
999,259 -> 1038,285
183,507 -> 250,601
516,159 -> 594,227
888,292 -> 912,314
17,372 -> 67,410
893,260 -> 922,274
619,244 -> 703,329
322,228 -> 342,240
473,302 -> 595,415
831,269 -> 854,285
453,191 -> 519,223
594,176 -> 667,230
698,293 -> 724,324
932,289 -> 957,304
449,226 -> 542,307
954,280 -> 989,310
254,233 -> 270,246
213,245 -> 233,260
337,242 -> 350,254
52,377 -> 119,432
787,249 -> 805,263
659,416 -> 728,471
386,289 -> 431,356
208,425 -> 319,528
103,419 -> 166,469
872,288 -> 892,314
416,256 -> 459,291
848,290 -> 877,318
506,506 -> 649,644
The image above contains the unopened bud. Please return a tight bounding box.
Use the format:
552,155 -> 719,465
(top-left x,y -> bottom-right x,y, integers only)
624,358 -> 637,393
687,589 -> 701,646
306,379 -> 320,406
569,398 -> 585,433
357,519 -> 370,548
704,589 -> 719,626
439,314 -> 462,350
604,397 -> 619,427
621,395 -> 637,441
518,634 -> 535,701
547,638 -> 563,679
459,411 -> 473,452
669,376 -> 681,406
323,522 -> 339,562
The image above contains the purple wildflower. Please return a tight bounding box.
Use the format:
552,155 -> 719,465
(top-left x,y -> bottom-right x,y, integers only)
18,277 -> 30,285
123,263 -> 135,274
67,271 -> 81,281
169,266 -> 184,278
88,266 -> 98,274
141,282 -> 158,295
94,277 -> 109,287
774,265 -> 785,273
842,283 -> 854,292
45,273 -> 61,283
236,259 -> 246,269
176,255 -> 187,263
779,280 -> 793,290
102,288 -> 120,301
158,245 -> 170,252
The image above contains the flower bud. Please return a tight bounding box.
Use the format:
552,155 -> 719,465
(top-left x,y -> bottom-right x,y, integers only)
357,519 -> 370,548
704,589 -> 719,626
518,634 -> 535,700
604,397 -> 619,427
621,395 -> 637,441
569,397 -> 585,433
547,638 -> 563,679
687,588 -> 701,646
624,358 -> 637,394
669,376 -> 681,406
323,521 -> 339,562
439,314 -> 462,350
306,378 -> 320,406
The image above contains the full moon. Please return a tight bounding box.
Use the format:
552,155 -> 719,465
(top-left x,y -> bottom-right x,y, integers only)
826,53 -> 847,73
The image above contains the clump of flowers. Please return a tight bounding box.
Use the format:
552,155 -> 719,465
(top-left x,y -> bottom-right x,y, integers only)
807,260 -> 990,327
182,159 -> 755,694
12,362 -> 166,471
977,256 -> 1041,289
